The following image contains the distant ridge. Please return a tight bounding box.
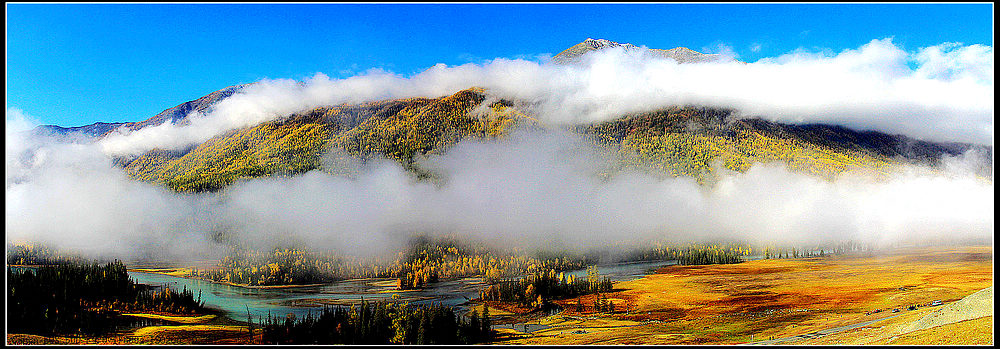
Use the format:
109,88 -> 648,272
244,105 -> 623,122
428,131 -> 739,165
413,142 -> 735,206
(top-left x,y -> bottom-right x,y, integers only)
113,84 -> 251,135
551,38 -> 731,64
33,84 -> 250,139
34,122 -> 125,138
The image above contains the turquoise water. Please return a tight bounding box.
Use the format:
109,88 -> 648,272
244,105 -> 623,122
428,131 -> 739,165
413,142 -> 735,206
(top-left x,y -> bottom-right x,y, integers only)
126,272 -> 482,322
11,259 -> 688,323
127,260 -> 680,322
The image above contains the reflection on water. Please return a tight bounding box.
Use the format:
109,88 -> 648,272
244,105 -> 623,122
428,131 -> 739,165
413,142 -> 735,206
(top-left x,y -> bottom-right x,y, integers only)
564,260 -> 678,282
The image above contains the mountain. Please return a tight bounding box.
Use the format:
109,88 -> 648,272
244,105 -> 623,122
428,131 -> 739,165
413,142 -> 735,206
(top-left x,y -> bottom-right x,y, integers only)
122,87 -> 529,192
32,84 -> 248,139
580,108 -> 989,183
551,38 -> 731,64
31,40 -> 992,192
116,88 -> 987,192
34,122 -> 126,138
112,84 -> 250,135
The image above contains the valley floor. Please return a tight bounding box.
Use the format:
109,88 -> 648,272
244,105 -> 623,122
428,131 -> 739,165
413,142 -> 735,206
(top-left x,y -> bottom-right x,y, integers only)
8,245 -> 992,345
492,245 -> 993,345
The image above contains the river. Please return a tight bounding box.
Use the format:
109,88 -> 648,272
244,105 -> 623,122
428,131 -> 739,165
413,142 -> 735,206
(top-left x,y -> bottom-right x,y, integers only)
125,259 -> 679,322
10,259 -> 678,324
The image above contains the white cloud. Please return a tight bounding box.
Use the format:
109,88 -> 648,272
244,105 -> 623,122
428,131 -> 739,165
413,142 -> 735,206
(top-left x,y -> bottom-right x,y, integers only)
914,42 -> 993,83
97,38 -> 992,157
702,42 -> 740,61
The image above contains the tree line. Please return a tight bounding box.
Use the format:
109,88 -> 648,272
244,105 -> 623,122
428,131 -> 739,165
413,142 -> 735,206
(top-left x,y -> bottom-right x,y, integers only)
677,246 -> 745,265
613,242 -> 751,264
762,240 -> 876,259
8,261 -> 206,336
479,266 -> 613,309
259,299 -> 492,344
7,243 -> 90,266
191,237 -> 590,290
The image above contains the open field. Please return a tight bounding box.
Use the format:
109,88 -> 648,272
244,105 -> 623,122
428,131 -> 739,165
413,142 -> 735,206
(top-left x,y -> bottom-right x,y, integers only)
128,267 -> 194,278
126,325 -> 255,345
495,245 -> 993,345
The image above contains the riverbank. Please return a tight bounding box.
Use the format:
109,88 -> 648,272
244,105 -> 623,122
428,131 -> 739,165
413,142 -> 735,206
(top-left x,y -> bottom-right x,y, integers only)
122,313 -> 217,324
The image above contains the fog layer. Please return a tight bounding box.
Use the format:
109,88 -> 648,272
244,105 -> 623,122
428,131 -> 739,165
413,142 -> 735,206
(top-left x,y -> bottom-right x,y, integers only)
7,109 -> 993,260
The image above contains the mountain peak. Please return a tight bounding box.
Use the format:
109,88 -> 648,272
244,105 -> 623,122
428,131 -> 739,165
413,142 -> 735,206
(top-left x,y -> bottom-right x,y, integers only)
666,46 -> 697,54
552,38 -> 729,64
581,38 -> 639,51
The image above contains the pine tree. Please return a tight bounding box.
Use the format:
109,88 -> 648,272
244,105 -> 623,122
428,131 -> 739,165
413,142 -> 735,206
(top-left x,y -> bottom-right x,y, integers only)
416,311 -> 428,344
469,308 -> 480,341
480,306 -> 491,341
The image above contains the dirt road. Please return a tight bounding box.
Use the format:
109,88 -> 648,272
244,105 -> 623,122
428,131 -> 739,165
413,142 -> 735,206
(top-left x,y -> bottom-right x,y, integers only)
746,314 -> 901,345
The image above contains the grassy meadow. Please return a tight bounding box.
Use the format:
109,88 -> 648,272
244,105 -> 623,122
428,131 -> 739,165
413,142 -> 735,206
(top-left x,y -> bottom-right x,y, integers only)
496,245 -> 992,345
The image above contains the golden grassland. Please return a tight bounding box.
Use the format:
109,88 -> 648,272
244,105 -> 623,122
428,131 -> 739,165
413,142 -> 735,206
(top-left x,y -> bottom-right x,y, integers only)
496,245 -> 993,345
122,313 -> 217,324
128,267 -> 194,278
127,325 -> 255,344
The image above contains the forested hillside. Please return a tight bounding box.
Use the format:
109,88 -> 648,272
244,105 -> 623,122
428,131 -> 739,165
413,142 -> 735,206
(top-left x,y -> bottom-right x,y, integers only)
588,108 -> 989,183
120,87 -> 527,192
583,107 -> 898,183
107,86 -> 990,192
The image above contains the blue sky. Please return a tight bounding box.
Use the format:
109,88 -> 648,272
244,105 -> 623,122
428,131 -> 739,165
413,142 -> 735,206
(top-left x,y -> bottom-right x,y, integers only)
6,3 -> 993,127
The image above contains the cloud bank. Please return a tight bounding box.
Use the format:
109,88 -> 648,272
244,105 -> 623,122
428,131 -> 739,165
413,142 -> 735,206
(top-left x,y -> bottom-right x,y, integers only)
98,38 -> 993,157
7,110 -> 994,261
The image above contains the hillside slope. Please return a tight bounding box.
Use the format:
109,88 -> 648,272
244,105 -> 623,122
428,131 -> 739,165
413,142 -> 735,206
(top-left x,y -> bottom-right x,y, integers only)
906,286 -> 993,334
33,85 -> 248,139
111,84 -> 250,135
582,108 -> 988,183
122,88 -> 528,192
112,85 -> 989,192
